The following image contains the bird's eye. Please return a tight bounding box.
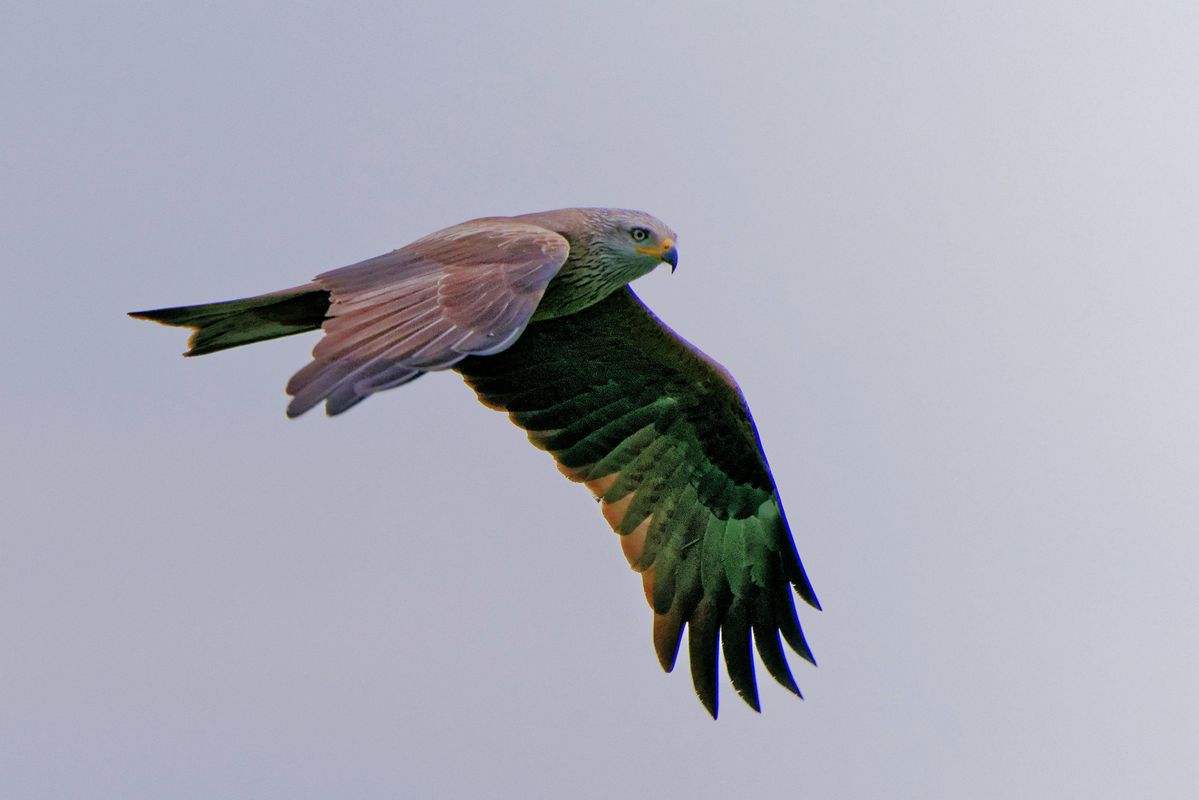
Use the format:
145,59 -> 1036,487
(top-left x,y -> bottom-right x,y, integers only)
630,227 -> 651,242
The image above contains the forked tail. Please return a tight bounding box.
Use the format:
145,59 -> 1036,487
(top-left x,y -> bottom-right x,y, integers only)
129,284 -> 331,356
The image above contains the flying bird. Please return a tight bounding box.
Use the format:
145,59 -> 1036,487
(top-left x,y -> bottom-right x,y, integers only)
130,207 -> 819,717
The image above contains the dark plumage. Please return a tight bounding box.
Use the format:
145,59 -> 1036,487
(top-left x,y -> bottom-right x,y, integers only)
130,208 -> 819,717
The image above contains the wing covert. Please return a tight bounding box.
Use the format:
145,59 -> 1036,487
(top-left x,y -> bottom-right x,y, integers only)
287,219 -> 570,417
456,287 -> 819,718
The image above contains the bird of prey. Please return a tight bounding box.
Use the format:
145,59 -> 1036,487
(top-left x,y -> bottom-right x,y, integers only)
130,207 -> 819,717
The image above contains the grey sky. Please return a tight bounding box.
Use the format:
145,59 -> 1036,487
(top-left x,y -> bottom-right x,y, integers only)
3,2 -> 1197,798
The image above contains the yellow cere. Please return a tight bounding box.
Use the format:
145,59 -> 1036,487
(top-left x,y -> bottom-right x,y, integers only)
637,237 -> 674,257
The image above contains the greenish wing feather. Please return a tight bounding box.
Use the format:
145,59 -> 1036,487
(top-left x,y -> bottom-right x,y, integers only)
456,287 -> 819,718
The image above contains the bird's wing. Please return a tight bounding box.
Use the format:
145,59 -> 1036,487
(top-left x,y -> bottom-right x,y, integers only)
287,219 -> 571,417
456,287 -> 819,718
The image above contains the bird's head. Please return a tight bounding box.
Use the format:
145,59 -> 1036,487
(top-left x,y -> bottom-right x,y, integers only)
591,209 -> 679,274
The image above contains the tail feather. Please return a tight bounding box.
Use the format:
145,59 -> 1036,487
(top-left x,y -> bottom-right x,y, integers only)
129,284 -> 331,356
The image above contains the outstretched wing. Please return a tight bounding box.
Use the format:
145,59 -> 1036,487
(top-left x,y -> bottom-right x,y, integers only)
456,288 -> 819,718
287,219 -> 570,417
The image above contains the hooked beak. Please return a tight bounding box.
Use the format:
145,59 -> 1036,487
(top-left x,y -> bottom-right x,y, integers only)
661,239 -> 678,273
637,237 -> 679,272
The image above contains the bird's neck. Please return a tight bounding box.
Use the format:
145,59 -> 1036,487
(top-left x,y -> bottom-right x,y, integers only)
533,247 -> 645,321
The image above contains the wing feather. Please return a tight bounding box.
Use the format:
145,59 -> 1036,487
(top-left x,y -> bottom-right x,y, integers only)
286,219 -> 569,416
722,598 -> 759,712
456,287 -> 819,717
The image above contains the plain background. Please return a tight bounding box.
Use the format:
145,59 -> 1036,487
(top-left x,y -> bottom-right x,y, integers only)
3,2 -> 1196,798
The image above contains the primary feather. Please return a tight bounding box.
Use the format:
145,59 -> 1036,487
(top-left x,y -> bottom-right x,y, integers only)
457,288 -> 819,717
130,207 -> 819,717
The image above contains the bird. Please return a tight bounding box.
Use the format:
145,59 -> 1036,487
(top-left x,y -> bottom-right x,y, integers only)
130,207 -> 820,718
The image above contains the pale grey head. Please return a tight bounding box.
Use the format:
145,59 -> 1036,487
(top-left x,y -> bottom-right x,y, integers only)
573,207 -> 678,270
515,207 -> 679,320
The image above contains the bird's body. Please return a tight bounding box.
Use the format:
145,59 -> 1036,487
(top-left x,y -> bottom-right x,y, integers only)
131,207 -> 819,717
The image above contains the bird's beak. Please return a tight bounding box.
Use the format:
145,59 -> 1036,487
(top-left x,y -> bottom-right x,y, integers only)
660,239 -> 678,273
637,238 -> 679,272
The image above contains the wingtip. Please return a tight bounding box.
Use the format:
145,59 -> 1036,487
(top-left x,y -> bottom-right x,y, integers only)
688,600 -> 721,720
790,559 -> 821,611
794,637 -> 818,668
731,681 -> 761,713
284,399 -> 306,419
652,609 -> 685,673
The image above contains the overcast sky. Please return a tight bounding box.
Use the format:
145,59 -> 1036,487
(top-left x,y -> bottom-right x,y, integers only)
3,2 -> 1197,798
